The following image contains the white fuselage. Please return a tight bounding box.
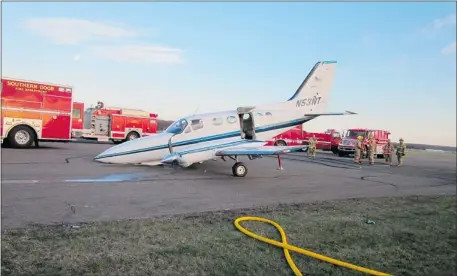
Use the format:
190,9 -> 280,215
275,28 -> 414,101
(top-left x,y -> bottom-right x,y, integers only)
94,60 -> 347,169
94,108 -> 316,167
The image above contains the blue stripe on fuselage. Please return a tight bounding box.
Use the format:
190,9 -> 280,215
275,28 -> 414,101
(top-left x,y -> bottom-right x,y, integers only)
165,139 -> 261,158
95,117 -> 309,159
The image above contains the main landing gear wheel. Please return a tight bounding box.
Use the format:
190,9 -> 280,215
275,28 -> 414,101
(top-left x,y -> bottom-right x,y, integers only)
232,162 -> 248,177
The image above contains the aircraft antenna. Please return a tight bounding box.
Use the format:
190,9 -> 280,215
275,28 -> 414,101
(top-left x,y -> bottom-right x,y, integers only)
192,104 -> 200,116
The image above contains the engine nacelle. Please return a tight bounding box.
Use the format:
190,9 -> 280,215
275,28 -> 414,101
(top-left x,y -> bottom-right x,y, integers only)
160,152 -> 193,168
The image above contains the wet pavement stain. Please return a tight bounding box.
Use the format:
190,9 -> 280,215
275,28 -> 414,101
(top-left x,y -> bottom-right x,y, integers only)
65,173 -> 149,183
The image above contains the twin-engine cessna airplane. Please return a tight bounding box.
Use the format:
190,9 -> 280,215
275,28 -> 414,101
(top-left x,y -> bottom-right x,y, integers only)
94,60 -> 356,177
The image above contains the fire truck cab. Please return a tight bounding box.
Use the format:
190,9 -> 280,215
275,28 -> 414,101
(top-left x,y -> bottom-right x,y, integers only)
71,101 -> 158,144
337,128 -> 390,158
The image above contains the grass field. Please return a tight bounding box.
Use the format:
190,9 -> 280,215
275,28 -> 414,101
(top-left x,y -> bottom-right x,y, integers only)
2,195 -> 456,276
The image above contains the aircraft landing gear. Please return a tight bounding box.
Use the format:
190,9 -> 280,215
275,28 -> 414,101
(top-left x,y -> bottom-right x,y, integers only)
277,154 -> 284,170
232,162 -> 248,177
222,155 -> 249,177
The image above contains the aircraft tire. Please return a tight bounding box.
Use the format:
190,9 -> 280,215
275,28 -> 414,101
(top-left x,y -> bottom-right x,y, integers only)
275,140 -> 287,147
232,162 -> 248,177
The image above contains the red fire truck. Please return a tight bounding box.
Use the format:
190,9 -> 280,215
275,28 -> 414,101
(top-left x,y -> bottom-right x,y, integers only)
266,125 -> 342,154
1,77 -> 158,148
337,128 -> 390,158
71,101 -> 158,144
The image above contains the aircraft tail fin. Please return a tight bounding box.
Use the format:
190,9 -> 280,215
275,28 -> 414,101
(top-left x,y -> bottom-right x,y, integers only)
252,61 -> 337,113
287,60 -> 337,113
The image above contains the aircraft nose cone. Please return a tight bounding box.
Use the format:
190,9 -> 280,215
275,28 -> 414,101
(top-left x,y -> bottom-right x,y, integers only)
93,132 -> 174,164
94,149 -> 113,162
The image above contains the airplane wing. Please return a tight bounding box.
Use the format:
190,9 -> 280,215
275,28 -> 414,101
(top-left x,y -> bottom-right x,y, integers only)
215,145 -> 306,156
305,110 -> 357,116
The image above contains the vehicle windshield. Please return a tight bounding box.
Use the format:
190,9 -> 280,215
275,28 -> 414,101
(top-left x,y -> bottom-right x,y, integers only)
345,130 -> 366,138
165,118 -> 188,134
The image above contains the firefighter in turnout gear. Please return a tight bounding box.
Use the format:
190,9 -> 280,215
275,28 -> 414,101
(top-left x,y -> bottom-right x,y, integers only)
383,139 -> 395,166
308,135 -> 317,159
367,134 -> 377,165
354,136 -> 364,164
396,138 -> 407,167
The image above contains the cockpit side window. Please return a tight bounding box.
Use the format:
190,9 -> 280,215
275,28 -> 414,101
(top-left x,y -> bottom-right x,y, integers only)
191,119 -> 204,131
184,125 -> 192,133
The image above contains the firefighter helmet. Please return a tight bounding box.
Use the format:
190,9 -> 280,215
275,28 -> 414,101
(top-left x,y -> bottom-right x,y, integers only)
357,136 -> 363,140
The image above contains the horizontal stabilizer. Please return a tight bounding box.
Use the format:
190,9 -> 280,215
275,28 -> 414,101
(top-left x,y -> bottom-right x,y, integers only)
215,145 -> 307,156
305,110 -> 357,117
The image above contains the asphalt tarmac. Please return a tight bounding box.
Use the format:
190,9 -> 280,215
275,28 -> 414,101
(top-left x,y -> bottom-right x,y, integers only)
1,142 -> 456,228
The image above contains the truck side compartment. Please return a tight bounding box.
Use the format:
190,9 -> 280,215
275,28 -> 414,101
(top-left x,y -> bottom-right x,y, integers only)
266,125 -> 341,153
1,78 -> 73,148
77,104 -> 159,143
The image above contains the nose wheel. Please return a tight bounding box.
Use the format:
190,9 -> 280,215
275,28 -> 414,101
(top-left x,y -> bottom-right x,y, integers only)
232,162 -> 248,177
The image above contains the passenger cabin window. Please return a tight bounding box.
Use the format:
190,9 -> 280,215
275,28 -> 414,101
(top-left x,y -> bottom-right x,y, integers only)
72,109 -> 81,118
212,118 -> 223,126
265,112 -> 272,116
242,114 -> 251,120
227,116 -> 237,124
191,119 -> 204,131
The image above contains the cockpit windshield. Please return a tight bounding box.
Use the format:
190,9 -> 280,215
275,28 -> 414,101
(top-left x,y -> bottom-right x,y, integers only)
345,130 -> 366,138
165,118 -> 188,134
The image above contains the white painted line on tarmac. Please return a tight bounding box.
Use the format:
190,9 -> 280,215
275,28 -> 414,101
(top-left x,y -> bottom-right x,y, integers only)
2,180 -> 41,184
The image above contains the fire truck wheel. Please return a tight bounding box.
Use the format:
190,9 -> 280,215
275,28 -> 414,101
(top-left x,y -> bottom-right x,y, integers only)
275,140 -> 287,147
8,125 -> 35,148
126,132 -> 139,141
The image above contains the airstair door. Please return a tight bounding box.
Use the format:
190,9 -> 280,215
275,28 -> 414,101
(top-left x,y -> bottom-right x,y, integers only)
238,112 -> 256,140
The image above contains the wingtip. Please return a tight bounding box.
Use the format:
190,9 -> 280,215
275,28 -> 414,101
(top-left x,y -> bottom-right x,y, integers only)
345,110 -> 357,115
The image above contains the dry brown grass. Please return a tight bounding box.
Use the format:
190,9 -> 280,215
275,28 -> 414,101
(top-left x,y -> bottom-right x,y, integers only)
2,195 -> 456,276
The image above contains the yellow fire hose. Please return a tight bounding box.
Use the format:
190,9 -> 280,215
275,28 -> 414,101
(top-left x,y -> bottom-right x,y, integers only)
234,216 -> 392,276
